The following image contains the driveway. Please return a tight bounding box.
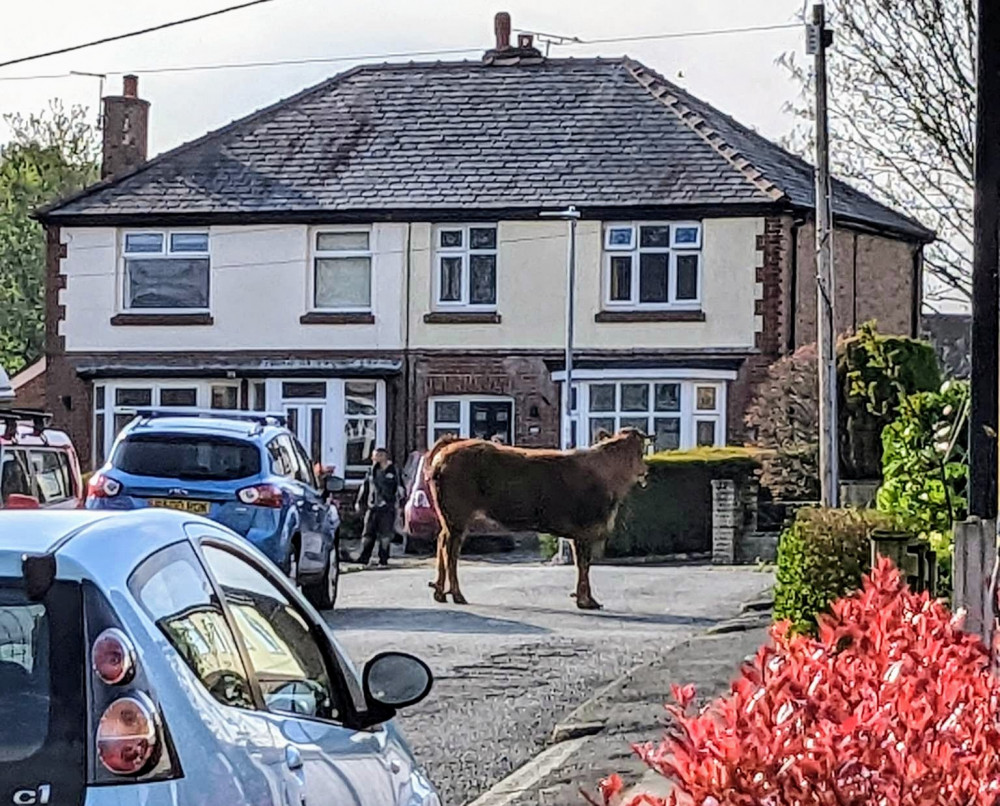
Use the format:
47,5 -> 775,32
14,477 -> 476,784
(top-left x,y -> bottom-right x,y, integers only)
327,558 -> 771,806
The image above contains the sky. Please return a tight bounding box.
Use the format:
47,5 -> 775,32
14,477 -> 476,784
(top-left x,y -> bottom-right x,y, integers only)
0,0 -> 807,156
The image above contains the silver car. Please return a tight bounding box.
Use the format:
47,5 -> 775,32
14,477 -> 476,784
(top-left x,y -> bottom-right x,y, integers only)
0,510 -> 440,806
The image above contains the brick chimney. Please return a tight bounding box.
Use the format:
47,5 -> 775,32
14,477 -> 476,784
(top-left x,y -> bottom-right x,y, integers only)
483,11 -> 543,65
101,74 -> 149,179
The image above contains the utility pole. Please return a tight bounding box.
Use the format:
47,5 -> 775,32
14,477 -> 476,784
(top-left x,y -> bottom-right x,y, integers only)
970,0 -> 1000,521
541,205 -> 581,564
808,3 -> 838,508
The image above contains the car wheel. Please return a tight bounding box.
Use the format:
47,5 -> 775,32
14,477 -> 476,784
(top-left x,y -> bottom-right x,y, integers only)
304,538 -> 339,611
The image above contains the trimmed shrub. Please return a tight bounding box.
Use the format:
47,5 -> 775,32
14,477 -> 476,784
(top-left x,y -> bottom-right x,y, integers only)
538,533 -> 558,560
839,321 -> 941,479
593,558 -> 1000,806
607,448 -> 760,558
773,506 -> 892,634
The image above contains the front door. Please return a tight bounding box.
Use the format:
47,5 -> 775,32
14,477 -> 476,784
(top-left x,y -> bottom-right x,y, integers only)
469,401 -> 513,443
284,404 -> 327,467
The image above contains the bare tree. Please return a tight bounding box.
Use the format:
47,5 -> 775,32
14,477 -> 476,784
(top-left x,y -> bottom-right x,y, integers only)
782,0 -> 974,307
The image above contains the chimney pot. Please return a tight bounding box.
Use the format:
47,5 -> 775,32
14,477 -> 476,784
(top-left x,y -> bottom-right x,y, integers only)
123,74 -> 138,98
495,12 -> 511,50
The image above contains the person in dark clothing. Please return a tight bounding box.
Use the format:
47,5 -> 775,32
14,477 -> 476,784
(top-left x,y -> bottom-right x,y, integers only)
354,448 -> 402,567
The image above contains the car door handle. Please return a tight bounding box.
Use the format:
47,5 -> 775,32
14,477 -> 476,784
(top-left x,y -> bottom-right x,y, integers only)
285,745 -> 304,771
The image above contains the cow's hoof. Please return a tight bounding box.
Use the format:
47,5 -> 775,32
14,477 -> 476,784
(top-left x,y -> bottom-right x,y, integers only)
433,590 -> 447,603
451,592 -> 469,605
576,597 -> 603,610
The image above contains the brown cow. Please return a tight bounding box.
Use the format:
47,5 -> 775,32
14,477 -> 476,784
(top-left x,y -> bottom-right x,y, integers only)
425,428 -> 648,609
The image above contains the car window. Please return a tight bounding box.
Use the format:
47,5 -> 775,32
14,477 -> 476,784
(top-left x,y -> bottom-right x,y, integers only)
113,434 -> 261,480
266,437 -> 293,478
201,545 -> 340,722
288,437 -> 317,487
28,450 -> 73,504
129,542 -> 255,710
0,589 -> 49,762
0,449 -> 33,504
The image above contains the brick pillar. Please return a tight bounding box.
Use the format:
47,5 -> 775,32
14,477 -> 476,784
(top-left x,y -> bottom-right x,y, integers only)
712,479 -> 740,565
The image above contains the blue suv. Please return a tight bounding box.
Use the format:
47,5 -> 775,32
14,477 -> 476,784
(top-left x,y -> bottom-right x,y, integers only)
87,409 -> 344,609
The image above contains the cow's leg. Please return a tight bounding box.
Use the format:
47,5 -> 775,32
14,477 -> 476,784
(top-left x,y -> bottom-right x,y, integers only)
429,532 -> 447,603
446,529 -> 469,605
571,537 -> 602,610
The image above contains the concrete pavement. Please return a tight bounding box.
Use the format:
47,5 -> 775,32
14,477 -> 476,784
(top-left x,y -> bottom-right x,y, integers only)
327,557 -> 772,806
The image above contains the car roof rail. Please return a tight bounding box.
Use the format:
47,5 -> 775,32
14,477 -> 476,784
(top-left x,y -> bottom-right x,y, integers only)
0,407 -> 53,440
130,407 -> 288,429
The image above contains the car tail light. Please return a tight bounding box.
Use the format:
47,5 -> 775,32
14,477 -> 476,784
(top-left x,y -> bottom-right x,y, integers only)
96,695 -> 159,775
88,472 -> 121,499
237,483 -> 284,508
412,490 -> 431,509
93,628 -> 135,685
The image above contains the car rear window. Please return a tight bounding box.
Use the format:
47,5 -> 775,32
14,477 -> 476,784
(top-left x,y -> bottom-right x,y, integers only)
113,434 -> 262,480
0,590 -> 50,762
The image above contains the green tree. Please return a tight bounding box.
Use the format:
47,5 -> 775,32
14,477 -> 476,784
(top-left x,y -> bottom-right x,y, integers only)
0,101 -> 99,374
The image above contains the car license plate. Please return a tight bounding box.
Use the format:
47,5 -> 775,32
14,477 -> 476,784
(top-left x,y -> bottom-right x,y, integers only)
148,498 -> 211,515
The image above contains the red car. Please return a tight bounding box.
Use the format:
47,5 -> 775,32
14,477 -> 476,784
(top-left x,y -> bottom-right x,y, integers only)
403,452 -> 440,544
0,408 -> 84,509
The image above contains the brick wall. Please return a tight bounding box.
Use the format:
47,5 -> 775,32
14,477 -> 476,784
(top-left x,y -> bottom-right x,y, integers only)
793,221 -> 920,347
409,352 -> 560,451
12,370 -> 46,410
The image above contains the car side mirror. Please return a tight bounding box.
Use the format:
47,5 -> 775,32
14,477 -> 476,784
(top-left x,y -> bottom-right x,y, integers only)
362,652 -> 433,711
5,493 -> 40,510
324,475 -> 345,494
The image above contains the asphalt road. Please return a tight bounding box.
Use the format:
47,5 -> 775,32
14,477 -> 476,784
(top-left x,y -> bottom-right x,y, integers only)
326,557 -> 771,806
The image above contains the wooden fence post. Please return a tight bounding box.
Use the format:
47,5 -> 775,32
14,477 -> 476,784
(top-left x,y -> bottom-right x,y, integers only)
953,518 -> 996,644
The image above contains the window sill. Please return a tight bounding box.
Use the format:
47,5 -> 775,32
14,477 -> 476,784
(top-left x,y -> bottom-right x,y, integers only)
423,312 -> 502,324
595,310 -> 705,323
299,312 -> 376,325
110,312 -> 214,326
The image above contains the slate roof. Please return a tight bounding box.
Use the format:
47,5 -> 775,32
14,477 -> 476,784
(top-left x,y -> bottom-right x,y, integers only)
41,57 -> 933,240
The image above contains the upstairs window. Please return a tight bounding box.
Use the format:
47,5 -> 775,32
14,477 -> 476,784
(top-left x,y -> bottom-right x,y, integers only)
603,222 -> 701,309
313,229 -> 372,311
123,231 -> 210,310
435,225 -> 498,309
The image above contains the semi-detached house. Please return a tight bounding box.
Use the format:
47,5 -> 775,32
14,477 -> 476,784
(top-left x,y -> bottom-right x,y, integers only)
38,17 -> 933,483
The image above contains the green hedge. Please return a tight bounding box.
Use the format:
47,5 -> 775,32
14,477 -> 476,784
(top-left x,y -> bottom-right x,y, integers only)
607,447 -> 761,558
774,507 -> 893,634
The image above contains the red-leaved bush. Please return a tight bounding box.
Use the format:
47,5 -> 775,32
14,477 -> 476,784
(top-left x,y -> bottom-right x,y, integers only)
595,558 -> 1000,806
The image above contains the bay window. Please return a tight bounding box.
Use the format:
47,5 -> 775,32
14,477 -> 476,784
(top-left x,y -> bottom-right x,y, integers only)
561,375 -> 727,451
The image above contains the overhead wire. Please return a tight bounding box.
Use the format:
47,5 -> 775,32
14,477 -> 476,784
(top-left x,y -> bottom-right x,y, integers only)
0,21 -> 801,83
0,0 -> 278,70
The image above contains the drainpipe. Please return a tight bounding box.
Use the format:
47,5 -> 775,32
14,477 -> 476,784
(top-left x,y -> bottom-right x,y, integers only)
403,223 -> 413,454
788,217 -> 805,352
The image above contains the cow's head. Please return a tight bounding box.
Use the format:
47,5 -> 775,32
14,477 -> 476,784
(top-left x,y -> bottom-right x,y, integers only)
607,427 -> 650,489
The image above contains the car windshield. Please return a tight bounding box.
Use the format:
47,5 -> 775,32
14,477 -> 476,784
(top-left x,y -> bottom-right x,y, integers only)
113,434 -> 261,480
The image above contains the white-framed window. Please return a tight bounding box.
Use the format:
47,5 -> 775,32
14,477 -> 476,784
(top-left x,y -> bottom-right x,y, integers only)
434,224 -> 498,309
121,231 -> 210,311
343,380 -> 379,478
427,396 -> 514,448
553,370 -> 728,452
93,380 -> 240,466
603,222 -> 702,309
311,228 -> 373,311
